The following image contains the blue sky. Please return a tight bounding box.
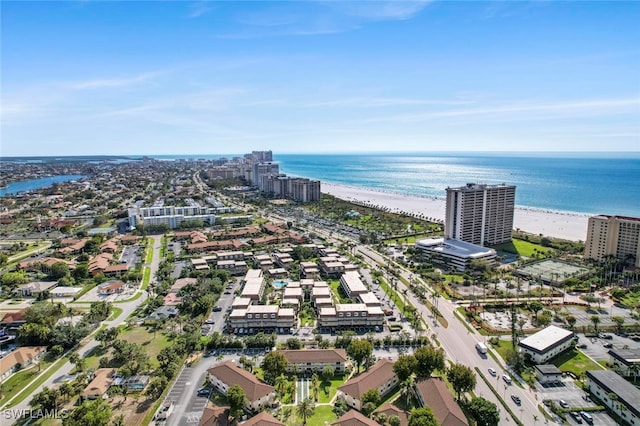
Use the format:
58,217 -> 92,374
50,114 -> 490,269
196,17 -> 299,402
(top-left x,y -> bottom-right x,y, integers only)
2,1 -> 639,156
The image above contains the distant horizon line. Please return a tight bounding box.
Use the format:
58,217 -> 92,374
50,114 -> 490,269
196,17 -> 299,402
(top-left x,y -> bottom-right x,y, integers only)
2,150 -> 640,160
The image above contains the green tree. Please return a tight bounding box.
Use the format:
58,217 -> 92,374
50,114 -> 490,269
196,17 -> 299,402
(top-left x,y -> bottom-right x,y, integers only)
296,398 -> 315,425
566,315 -> 577,330
261,351 -> 288,385
1,271 -> 28,288
347,339 -> 374,372
591,315 -> 601,334
321,365 -> 335,382
362,388 -> 381,407
227,384 -> 247,420
69,351 -> 86,372
467,396 -> 500,426
50,262 -> 70,279
62,398 -> 112,426
612,316 -> 625,334
414,345 -> 445,379
31,387 -> 60,411
389,415 -> 401,426
393,354 -> 418,382
408,407 -> 438,426
447,363 -> 476,400
529,301 -> 543,321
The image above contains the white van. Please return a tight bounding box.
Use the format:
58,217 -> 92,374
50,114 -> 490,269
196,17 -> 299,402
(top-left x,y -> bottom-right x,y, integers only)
475,342 -> 488,354
503,374 -> 512,385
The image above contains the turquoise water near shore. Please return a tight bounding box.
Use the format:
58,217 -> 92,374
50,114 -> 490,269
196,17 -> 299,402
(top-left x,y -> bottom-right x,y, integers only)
0,175 -> 86,197
271,152 -> 640,217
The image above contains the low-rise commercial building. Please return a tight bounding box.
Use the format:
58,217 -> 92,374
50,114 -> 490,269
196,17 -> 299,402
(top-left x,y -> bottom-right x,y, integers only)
608,348 -> 640,377
518,325 -> 574,364
415,238 -> 496,272
534,364 -> 563,385
317,304 -> 384,332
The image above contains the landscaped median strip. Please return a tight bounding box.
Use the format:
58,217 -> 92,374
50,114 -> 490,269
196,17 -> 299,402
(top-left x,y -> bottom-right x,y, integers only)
473,366 -> 525,426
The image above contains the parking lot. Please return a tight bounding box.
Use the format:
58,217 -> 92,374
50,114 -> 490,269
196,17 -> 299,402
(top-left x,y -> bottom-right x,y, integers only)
575,332 -> 640,361
162,367 -> 209,426
537,377 -> 619,425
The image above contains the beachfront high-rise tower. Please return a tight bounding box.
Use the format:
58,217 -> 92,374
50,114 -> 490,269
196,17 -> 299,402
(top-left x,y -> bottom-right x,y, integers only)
445,183 -> 516,246
585,215 -> 640,267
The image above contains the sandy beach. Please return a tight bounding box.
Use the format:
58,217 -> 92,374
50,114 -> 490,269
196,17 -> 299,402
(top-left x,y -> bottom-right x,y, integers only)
321,182 -> 589,242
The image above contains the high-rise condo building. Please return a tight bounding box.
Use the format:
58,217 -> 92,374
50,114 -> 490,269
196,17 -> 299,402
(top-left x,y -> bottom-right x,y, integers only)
585,215 -> 640,267
445,183 -> 516,246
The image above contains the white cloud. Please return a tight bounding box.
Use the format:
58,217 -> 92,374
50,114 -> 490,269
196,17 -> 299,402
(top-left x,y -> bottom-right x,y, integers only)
187,1 -> 214,18
66,72 -> 158,90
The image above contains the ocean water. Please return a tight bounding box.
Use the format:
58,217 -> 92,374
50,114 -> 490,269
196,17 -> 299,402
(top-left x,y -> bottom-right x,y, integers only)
271,152 -> 640,217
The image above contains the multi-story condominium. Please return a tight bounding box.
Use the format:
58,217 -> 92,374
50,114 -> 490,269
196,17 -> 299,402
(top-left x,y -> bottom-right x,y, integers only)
216,260 -> 248,275
280,349 -> 349,374
317,304 -> 384,332
240,270 -> 266,301
128,204 -> 219,229
415,237 -> 497,272
227,305 -> 295,334
207,361 -> 276,412
300,261 -> 320,278
247,150 -> 273,162
291,178 -> 321,202
340,272 -> 368,298
585,215 -> 640,267
586,370 -> 640,425
252,162 -> 280,189
273,252 -> 294,269
445,183 -> 516,246
338,359 -> 398,411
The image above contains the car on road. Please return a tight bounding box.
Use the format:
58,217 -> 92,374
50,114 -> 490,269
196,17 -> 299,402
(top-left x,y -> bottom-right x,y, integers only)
224,291 -> 231,295
559,400 -> 569,409
213,306 -> 222,312
511,395 -> 521,405
569,412 -> 583,424
503,374 -> 512,385
488,368 -> 497,376
197,388 -> 212,397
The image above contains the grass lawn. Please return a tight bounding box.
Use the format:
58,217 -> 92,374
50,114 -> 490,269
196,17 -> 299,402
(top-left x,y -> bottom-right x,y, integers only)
442,274 -> 464,283
318,375 -> 348,403
109,306 -> 123,320
304,404 -> 337,426
492,239 -> 552,258
145,246 -> 153,264
552,349 -> 604,377
119,326 -> 172,369
6,356 -> 68,408
491,338 -> 516,362
0,361 -> 51,405
328,280 -> 351,304
141,267 -> 151,289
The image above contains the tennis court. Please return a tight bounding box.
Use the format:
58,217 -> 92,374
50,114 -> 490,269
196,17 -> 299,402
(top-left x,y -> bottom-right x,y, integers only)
516,259 -> 590,284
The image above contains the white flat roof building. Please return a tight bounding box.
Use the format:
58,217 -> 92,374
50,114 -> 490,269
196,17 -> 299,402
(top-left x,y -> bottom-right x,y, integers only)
340,272 -> 368,297
518,325 -> 574,364
415,237 -> 496,271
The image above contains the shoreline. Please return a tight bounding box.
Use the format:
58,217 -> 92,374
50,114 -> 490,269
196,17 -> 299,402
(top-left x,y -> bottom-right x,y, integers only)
320,181 -> 589,242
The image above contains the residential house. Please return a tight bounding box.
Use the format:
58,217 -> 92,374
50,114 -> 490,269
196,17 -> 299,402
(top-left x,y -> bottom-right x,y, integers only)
16,281 -> 58,297
241,412 -> 284,426
98,280 -> 126,295
331,410 -> 379,426
0,346 -> 47,381
81,368 -> 115,400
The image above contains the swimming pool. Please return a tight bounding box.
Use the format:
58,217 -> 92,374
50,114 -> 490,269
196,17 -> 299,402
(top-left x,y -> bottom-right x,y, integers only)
272,280 -> 288,289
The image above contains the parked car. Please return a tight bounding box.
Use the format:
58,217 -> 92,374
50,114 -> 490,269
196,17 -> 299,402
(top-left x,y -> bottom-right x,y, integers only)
213,306 -> 222,312
569,412 -> 583,424
559,400 -> 569,409
511,395 -> 521,405
488,367 -> 497,377
577,343 -> 588,349
197,388 -> 211,397
603,342 -> 613,348
579,411 -> 593,424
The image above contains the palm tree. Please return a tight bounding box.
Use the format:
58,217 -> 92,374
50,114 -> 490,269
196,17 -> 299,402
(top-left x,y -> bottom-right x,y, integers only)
400,373 -> 415,406
629,363 -> 640,383
296,398 -> 315,425
591,315 -> 601,334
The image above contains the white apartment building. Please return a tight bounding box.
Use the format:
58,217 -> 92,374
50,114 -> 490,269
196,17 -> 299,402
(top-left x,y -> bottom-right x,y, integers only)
445,183 -> 516,246
587,370 -> 640,425
340,272 -> 368,298
127,204 -> 219,229
228,304 -> 295,334
317,304 -> 384,332
585,215 -> 640,267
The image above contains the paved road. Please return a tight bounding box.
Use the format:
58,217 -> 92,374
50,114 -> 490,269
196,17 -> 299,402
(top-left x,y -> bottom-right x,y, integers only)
356,245 -> 552,425
2,236 -> 159,423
